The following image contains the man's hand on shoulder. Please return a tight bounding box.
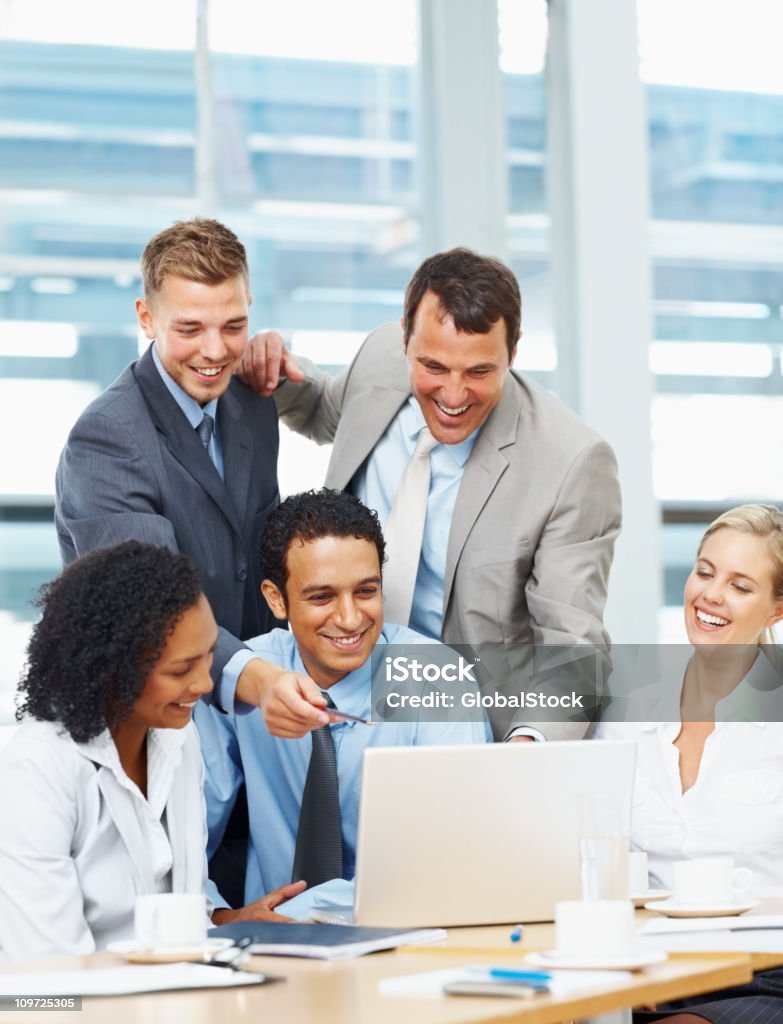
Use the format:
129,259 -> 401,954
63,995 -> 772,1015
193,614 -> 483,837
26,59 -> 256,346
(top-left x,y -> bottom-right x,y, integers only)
236,658 -> 331,737
211,881 -> 307,925
236,330 -> 305,396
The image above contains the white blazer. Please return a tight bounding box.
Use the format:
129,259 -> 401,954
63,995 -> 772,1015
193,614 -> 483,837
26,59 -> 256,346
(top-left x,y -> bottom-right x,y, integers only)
0,720 -> 208,962
595,650 -> 783,896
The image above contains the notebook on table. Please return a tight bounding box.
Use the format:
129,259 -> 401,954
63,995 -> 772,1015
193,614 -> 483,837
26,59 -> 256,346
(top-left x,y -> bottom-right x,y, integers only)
208,921 -> 446,959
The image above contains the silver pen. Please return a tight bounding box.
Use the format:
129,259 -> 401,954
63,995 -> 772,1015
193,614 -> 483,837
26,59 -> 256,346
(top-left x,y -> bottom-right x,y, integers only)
327,707 -> 374,726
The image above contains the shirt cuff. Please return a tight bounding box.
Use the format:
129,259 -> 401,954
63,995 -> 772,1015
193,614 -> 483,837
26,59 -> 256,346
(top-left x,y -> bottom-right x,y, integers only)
503,726 -> 546,743
207,878 -> 230,912
217,648 -> 258,716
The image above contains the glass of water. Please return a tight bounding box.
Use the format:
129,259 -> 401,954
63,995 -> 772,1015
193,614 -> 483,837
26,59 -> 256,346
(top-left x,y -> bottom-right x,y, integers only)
577,793 -> 629,901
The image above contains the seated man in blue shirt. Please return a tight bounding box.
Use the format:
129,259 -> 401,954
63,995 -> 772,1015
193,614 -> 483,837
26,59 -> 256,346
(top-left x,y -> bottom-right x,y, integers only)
195,488 -> 488,923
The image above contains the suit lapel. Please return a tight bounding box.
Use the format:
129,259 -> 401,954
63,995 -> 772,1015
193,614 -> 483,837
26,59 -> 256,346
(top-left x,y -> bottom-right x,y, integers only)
443,376 -> 523,613
326,384 -> 409,489
133,348 -> 243,535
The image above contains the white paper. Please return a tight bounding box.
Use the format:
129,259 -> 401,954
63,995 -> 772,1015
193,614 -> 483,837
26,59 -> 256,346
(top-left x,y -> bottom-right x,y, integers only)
636,930 -> 783,954
640,914 -> 783,936
0,963 -> 267,997
378,965 -> 631,999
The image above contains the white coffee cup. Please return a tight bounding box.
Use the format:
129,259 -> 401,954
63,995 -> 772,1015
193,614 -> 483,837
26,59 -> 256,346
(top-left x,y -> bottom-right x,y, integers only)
628,851 -> 649,896
672,857 -> 753,906
135,893 -> 208,949
555,900 -> 635,960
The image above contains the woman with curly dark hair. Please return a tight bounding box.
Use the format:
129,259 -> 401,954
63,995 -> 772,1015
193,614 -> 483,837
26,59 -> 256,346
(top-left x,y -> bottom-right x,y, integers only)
0,541 -> 302,962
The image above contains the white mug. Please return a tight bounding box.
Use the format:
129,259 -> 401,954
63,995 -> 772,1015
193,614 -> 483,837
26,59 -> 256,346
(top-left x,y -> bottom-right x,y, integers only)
555,899 -> 635,960
628,851 -> 649,896
135,893 -> 208,949
672,857 -> 753,906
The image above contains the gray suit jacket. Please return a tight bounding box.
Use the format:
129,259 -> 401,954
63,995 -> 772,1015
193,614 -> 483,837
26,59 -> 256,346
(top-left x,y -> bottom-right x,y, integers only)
55,345 -> 280,680
275,323 -> 622,738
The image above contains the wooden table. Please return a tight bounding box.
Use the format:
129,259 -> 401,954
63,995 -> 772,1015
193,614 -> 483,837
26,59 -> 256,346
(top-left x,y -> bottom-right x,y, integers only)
0,921 -> 754,1024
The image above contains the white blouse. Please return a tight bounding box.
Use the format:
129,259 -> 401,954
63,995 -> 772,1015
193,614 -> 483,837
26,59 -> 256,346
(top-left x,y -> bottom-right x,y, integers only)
0,720 -> 208,962
595,651 -> 783,898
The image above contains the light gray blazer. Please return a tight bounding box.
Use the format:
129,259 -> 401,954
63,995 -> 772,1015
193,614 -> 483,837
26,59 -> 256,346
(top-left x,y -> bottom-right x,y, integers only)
275,323 -> 623,740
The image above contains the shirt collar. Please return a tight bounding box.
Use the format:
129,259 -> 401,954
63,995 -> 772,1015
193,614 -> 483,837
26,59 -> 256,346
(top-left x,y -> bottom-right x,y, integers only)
401,395 -> 478,469
77,725 -> 189,772
714,649 -> 774,726
151,342 -> 219,429
636,646 -> 773,729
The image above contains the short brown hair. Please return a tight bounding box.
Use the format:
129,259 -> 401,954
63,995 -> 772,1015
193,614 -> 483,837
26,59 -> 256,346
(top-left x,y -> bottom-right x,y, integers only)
403,247 -> 521,358
141,218 -> 248,296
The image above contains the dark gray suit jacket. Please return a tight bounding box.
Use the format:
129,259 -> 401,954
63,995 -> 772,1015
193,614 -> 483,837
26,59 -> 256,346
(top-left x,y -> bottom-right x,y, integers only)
55,345 -> 280,681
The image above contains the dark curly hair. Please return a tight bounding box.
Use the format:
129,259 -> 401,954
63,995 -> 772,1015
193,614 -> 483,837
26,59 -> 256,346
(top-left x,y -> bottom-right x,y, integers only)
16,541 -> 204,743
259,489 -> 385,605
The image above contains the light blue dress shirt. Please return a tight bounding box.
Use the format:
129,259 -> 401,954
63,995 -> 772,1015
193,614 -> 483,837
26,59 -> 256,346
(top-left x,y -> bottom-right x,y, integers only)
353,397 -> 478,639
194,623 -> 489,916
151,343 -> 224,479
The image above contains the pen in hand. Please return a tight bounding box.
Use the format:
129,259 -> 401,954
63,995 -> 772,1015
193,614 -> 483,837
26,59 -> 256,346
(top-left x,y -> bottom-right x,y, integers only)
327,707 -> 374,726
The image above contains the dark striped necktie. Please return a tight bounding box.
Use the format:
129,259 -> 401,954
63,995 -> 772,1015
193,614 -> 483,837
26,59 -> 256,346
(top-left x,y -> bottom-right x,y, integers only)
291,693 -> 344,886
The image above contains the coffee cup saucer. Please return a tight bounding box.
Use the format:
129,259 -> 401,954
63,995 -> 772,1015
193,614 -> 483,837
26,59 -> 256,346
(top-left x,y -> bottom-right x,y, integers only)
643,898 -> 760,919
632,888 -> 671,908
525,948 -> 667,972
107,937 -> 234,964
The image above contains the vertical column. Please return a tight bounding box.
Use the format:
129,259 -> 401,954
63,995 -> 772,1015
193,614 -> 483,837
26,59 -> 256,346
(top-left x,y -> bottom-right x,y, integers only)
417,0 -> 508,256
195,0 -> 216,216
546,0 -> 660,641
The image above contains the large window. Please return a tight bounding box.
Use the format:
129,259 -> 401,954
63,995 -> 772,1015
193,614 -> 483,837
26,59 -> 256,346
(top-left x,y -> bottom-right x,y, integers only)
0,0 -> 419,720
637,0 -> 783,638
2,0 -> 781,717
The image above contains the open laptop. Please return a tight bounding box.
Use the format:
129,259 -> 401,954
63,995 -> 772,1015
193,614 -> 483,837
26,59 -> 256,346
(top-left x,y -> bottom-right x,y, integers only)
325,740 -> 636,928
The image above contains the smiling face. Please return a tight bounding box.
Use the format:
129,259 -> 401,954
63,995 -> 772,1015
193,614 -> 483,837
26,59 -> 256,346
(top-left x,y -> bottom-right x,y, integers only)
125,594 -> 217,731
262,535 -> 383,689
405,291 -> 516,445
136,273 -> 251,405
684,527 -> 783,646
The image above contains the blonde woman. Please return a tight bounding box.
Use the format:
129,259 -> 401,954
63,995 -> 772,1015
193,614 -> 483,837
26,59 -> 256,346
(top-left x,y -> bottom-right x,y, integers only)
598,504 -> 783,1023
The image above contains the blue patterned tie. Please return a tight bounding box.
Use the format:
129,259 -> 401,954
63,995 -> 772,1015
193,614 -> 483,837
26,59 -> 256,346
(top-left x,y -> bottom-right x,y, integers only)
291,693 -> 344,885
196,412 -> 214,459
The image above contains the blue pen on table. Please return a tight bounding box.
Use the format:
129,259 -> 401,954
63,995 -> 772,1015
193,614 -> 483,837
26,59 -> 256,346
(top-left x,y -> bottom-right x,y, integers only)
488,967 -> 552,983
509,924 -> 524,943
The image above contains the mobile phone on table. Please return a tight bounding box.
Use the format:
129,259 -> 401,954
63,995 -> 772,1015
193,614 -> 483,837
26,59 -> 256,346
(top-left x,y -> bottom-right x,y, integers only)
443,979 -> 549,998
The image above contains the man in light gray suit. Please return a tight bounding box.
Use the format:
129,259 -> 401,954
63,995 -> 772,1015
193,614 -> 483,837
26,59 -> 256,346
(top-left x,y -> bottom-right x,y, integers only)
244,248 -> 622,740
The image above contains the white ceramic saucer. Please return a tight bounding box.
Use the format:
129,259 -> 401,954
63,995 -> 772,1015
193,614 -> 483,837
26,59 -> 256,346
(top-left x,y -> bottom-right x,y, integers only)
107,937 -> 234,964
526,948 -> 667,972
643,898 -> 760,919
632,888 -> 671,908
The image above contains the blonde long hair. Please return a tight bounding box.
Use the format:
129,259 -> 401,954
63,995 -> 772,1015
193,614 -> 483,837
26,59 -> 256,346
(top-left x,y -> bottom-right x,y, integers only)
699,504 -> 783,651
